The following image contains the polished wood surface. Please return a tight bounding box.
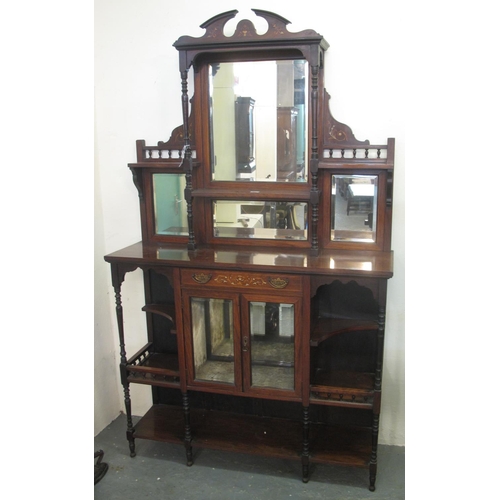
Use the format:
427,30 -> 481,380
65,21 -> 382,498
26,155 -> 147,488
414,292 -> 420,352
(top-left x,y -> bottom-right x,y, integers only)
105,241 -> 393,278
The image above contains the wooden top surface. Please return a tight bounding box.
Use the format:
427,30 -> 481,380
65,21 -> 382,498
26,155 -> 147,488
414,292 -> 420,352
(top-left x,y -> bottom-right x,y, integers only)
104,242 -> 393,278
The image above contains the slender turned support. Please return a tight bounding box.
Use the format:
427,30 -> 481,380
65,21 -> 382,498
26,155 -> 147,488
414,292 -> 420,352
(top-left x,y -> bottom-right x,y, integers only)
369,306 -> 386,490
124,383 -> 136,457
310,65 -> 320,254
111,263 -> 138,458
180,69 -> 196,250
182,392 -> 193,466
113,283 -> 136,457
369,414 -> 380,491
301,406 -> 310,483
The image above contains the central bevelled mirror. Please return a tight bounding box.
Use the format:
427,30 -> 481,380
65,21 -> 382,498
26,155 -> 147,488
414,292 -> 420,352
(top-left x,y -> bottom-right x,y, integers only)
209,60 -> 308,182
213,200 -> 307,240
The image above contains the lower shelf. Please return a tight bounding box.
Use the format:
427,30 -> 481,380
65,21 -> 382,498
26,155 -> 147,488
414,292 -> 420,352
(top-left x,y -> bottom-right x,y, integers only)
133,404 -> 371,468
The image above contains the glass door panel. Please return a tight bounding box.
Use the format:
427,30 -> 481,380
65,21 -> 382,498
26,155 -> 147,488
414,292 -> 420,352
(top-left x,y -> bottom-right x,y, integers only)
248,301 -> 295,391
190,297 -> 235,384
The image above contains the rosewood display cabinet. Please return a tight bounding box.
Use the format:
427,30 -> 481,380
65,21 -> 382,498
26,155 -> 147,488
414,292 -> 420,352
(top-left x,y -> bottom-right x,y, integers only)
104,9 -> 395,491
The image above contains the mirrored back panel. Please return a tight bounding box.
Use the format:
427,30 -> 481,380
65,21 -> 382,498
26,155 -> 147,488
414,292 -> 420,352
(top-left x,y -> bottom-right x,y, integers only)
209,60 -> 308,182
331,174 -> 378,243
153,173 -> 188,236
213,200 -> 307,240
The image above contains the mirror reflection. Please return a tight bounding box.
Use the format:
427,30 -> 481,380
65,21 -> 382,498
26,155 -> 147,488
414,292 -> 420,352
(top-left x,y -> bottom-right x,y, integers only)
331,175 -> 377,242
153,173 -> 188,235
191,297 -> 235,384
213,200 -> 307,240
210,60 -> 308,182
249,301 -> 295,391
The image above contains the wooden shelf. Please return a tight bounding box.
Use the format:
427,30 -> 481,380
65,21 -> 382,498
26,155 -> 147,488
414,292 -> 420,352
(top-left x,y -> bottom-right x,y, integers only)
310,317 -> 378,346
310,370 -> 375,408
133,404 -> 372,468
142,304 -> 177,334
126,344 -> 180,388
309,422 -> 371,467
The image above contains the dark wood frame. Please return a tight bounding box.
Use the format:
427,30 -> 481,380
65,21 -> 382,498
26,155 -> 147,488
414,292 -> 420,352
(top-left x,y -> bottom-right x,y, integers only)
104,9 -> 395,492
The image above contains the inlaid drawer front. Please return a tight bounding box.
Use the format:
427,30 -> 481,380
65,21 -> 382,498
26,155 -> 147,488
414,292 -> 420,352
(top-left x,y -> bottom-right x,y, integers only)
181,269 -> 301,292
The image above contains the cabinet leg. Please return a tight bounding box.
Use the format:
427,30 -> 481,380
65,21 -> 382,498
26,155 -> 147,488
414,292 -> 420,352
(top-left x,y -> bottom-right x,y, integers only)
112,269 -> 137,458
301,406 -> 310,483
369,413 -> 380,491
123,383 -> 136,457
182,392 -> 193,466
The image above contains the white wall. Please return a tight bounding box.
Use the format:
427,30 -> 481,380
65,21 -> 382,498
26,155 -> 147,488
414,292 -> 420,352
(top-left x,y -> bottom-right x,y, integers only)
95,0 -> 405,446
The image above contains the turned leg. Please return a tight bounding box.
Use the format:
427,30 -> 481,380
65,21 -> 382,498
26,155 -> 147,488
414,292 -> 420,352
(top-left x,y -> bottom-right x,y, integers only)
369,413 -> 380,491
123,382 -> 136,457
182,392 -> 193,466
369,306 -> 385,491
111,264 -> 138,458
301,406 -> 310,483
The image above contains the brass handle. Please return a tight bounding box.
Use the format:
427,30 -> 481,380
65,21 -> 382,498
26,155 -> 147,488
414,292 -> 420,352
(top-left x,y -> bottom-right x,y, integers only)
192,272 -> 212,284
268,277 -> 289,289
243,336 -> 249,352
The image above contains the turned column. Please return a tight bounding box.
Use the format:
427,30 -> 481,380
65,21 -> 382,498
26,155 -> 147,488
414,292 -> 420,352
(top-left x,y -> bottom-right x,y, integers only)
301,405 -> 310,482
111,262 -> 138,457
182,392 -> 194,466
369,305 -> 386,491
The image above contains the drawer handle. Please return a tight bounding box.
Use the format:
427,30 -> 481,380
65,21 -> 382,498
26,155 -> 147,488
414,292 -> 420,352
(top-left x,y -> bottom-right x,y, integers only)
192,272 -> 212,284
268,277 -> 289,289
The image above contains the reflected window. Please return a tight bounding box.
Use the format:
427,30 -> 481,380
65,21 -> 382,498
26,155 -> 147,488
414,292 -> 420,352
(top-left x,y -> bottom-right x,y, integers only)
331,175 -> 377,242
213,200 -> 307,240
210,60 -> 308,182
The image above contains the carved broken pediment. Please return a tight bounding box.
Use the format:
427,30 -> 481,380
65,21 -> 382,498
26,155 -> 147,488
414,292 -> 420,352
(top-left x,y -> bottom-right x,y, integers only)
173,9 -> 327,49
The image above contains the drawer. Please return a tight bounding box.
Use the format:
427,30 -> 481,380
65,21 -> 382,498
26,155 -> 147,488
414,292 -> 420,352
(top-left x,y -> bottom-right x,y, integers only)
180,269 -> 302,293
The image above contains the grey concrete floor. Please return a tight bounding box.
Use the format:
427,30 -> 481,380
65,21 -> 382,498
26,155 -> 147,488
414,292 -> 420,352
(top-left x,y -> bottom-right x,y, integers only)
94,413 -> 404,500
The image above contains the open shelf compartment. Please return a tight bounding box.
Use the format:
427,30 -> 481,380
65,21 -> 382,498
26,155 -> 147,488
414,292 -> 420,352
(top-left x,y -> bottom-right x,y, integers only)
310,317 -> 378,346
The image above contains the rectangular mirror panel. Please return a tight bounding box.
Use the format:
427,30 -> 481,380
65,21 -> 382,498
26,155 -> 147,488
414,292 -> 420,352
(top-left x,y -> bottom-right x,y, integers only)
331,175 -> 378,242
213,200 -> 307,240
153,173 -> 188,236
249,301 -> 294,391
190,297 -> 235,385
210,60 -> 308,182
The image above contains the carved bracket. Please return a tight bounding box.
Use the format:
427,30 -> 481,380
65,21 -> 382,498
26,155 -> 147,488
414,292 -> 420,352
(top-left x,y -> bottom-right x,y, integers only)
110,262 -> 139,290
157,97 -> 196,151
323,90 -> 369,148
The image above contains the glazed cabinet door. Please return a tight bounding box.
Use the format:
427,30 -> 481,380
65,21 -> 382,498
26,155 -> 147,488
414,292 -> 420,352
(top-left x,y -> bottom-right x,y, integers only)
182,290 -> 243,393
241,294 -> 302,399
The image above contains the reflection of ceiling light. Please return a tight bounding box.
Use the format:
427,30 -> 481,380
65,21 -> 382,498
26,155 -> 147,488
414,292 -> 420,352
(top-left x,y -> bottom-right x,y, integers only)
329,258 -> 372,271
